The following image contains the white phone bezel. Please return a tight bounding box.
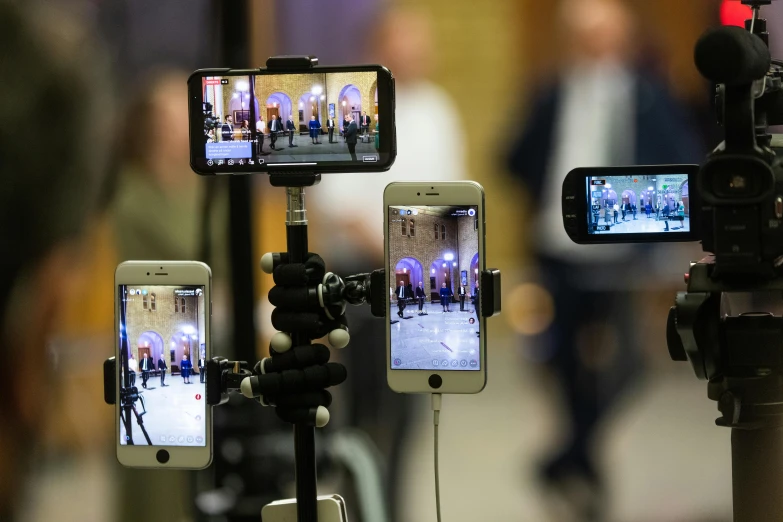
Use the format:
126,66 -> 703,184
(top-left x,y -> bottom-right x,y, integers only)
114,260 -> 213,469
384,181 -> 487,394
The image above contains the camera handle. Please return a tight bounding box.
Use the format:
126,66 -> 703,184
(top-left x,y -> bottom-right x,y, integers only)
668,260 -> 783,521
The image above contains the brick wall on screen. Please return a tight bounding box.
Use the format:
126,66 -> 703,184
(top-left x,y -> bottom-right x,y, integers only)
125,287 -> 204,366
387,207 -> 461,298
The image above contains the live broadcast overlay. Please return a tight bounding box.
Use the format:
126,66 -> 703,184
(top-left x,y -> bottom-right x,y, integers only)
201,71 -> 380,166
587,174 -> 690,234
119,285 -> 207,447
389,205 -> 481,371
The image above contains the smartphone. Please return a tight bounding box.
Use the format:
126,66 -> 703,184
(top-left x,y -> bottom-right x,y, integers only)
188,65 -> 396,174
115,261 -> 212,468
562,164 -> 701,244
384,181 -> 487,394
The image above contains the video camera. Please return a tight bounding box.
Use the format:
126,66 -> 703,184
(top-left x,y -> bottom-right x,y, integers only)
562,0 -> 783,281
563,3 -> 783,519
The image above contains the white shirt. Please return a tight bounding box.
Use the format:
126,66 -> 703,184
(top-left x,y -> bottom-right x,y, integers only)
537,62 -> 635,261
256,120 -> 265,132
128,358 -> 138,372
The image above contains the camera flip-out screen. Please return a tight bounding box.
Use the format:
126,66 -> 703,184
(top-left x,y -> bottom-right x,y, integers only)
562,165 -> 700,244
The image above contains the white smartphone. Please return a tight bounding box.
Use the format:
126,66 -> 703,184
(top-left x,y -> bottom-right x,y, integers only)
384,181 -> 487,394
115,260 -> 213,468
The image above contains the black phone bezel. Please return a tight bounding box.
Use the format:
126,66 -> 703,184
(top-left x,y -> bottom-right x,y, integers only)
563,164 -> 701,244
188,64 -> 396,175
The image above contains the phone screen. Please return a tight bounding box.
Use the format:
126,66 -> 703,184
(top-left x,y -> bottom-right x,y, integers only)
118,285 -> 207,446
388,205 -> 481,371
587,173 -> 691,235
193,69 -> 390,172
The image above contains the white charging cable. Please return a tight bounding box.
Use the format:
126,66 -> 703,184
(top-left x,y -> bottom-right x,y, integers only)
432,393 -> 443,522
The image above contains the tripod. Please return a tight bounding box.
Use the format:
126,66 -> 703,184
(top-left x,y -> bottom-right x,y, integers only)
119,386 -> 152,446
668,260 -> 783,521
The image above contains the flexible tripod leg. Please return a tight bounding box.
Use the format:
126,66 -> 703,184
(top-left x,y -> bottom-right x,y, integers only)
732,427 -> 783,521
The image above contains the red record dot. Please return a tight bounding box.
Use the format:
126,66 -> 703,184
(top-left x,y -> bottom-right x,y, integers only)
195,394 -> 202,400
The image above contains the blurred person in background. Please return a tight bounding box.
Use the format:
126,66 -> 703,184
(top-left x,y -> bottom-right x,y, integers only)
507,0 -> 703,519
308,5 -> 467,520
111,68 -> 229,522
0,1 -> 113,520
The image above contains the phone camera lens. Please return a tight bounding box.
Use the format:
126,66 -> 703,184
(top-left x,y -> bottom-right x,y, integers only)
146,272 -> 150,276
417,192 -> 420,196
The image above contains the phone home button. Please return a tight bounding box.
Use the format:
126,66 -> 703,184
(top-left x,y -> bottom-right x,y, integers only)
156,449 -> 170,464
428,374 -> 442,389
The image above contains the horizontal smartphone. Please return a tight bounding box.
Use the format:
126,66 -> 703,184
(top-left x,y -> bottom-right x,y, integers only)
385,181 -> 487,394
188,65 -> 396,174
562,164 -> 701,243
115,261 -> 212,469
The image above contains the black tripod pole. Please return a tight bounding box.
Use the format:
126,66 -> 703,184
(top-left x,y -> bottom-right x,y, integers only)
732,426 -> 783,521
283,182 -> 318,522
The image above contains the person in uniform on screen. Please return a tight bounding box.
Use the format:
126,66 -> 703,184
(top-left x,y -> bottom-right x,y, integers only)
221,115 -> 234,142
345,114 -> 358,161
458,282 -> 467,311
342,114 -> 349,141
268,115 -> 281,150
286,114 -> 297,147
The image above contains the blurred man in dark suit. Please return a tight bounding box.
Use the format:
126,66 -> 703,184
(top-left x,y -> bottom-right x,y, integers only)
199,353 -> 206,384
221,115 -> 234,141
345,114 -> 358,161
507,0 -> 704,517
342,114 -> 349,141
158,352 -> 168,387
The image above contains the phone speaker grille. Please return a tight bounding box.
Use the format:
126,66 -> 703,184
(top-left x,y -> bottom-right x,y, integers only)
155,273 -> 168,276
425,192 -> 439,196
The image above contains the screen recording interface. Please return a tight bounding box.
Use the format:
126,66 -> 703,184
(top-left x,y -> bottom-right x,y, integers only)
118,285 -> 206,447
587,173 -> 691,235
389,205 -> 481,371
199,71 -> 381,167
